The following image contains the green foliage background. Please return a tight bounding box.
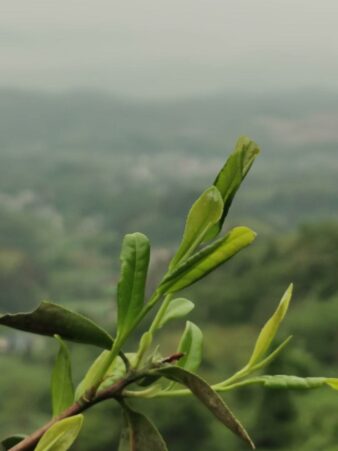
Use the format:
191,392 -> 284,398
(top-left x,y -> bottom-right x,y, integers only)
0,89 -> 338,450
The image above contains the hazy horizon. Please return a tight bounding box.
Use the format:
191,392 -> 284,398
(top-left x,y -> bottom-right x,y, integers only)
2,0 -> 338,99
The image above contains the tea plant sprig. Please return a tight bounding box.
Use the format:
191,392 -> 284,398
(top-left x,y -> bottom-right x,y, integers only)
1,137 -> 337,451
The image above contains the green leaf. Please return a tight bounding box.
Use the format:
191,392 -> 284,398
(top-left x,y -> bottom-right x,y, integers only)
251,336 -> 293,372
157,298 -> 195,328
99,353 -> 136,390
205,136 -> 260,241
118,404 -> 168,451
159,226 -> 256,294
75,350 -> 113,400
75,351 -> 135,400
247,375 -> 338,390
117,233 -> 150,342
154,366 -> 255,449
35,415 -> 84,451
326,379 -> 338,390
1,434 -> 26,450
177,321 -> 203,373
247,284 -> 293,368
0,301 -> 113,349
51,335 -> 74,416
169,186 -> 223,269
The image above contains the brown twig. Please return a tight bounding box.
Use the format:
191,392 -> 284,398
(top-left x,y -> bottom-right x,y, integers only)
161,352 -> 185,364
9,376 -> 136,451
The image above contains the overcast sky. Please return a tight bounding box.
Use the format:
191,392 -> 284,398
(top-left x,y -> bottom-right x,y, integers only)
1,0 -> 338,98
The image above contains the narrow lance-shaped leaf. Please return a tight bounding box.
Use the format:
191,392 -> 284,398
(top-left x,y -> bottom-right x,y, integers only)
118,404 -> 168,451
241,375 -> 338,391
205,136 -> 260,241
154,366 -> 255,449
117,233 -> 150,342
250,336 -> 293,372
177,321 -> 203,373
246,284 -> 293,368
169,186 -> 223,270
0,301 -> 113,349
35,415 -> 84,451
159,226 -> 256,294
51,335 -> 74,416
157,298 -> 195,329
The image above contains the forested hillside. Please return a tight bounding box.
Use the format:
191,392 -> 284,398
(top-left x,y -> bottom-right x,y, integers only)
0,89 -> 338,450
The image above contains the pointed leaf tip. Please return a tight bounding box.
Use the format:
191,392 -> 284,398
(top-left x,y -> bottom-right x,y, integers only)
154,366 -> 255,449
118,405 -> 168,451
205,137 -> 260,240
247,284 -> 293,368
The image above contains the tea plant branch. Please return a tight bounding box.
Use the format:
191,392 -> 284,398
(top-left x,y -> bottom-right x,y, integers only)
134,293 -> 174,368
5,137 -> 336,451
123,378 -> 263,399
124,373 -> 338,399
9,372 -> 145,451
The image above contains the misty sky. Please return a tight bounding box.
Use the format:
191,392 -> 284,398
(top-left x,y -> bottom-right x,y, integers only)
1,0 -> 338,98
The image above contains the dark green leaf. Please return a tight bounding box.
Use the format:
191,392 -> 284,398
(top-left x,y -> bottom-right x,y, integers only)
157,298 -> 195,328
117,233 -> 150,342
119,405 -> 168,451
205,136 -> 260,241
169,186 -> 223,269
0,301 -> 113,349
1,434 -> 26,450
177,321 -> 203,372
51,335 -> 74,416
35,415 -> 84,451
159,227 -> 256,294
154,366 -> 255,449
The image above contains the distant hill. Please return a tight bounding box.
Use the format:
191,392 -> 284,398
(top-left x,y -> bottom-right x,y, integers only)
0,88 -> 337,240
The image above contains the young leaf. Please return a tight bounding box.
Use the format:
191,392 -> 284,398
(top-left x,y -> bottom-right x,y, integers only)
205,136 -> 260,241
75,350 -> 113,400
246,375 -> 332,390
99,353 -> 137,391
246,284 -> 293,368
159,226 -> 256,294
169,186 -> 223,270
1,434 -> 26,450
177,321 -> 203,373
326,379 -> 338,390
117,233 -> 150,342
0,301 -> 113,349
251,336 -> 293,372
154,366 -> 255,449
157,298 -> 195,329
35,415 -> 84,451
51,335 -> 74,416
118,404 -> 168,451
